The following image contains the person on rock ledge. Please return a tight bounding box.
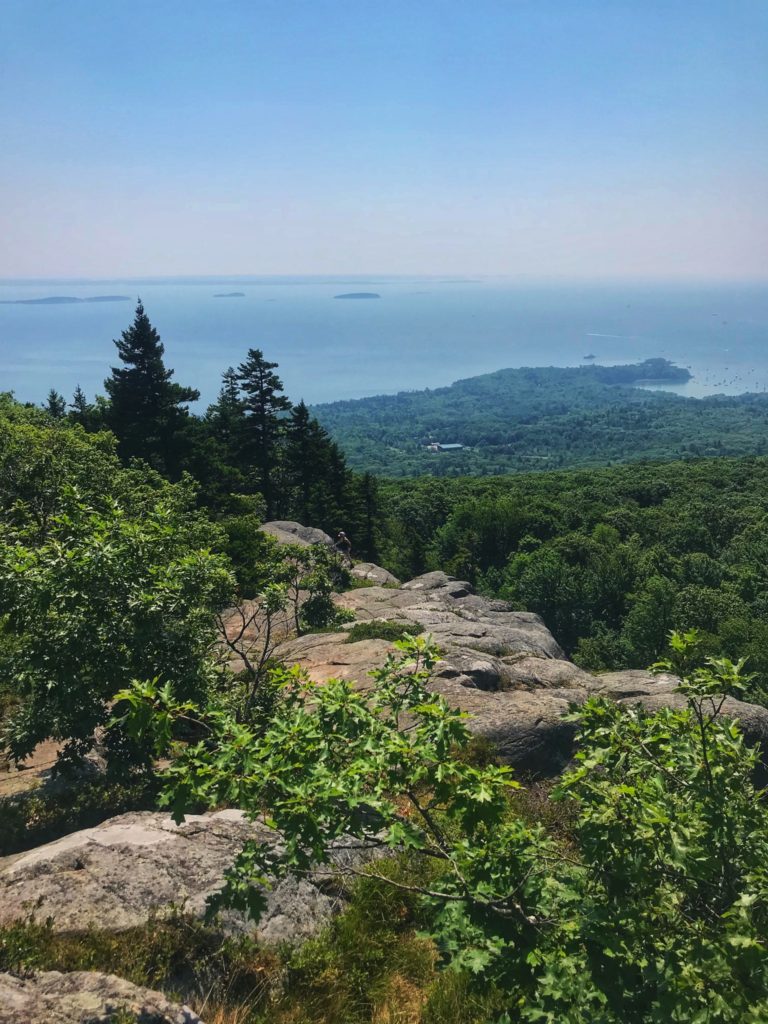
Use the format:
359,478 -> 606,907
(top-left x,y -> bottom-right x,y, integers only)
334,530 -> 352,564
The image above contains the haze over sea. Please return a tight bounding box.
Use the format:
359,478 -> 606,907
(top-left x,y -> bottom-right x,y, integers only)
1,277 -> 766,409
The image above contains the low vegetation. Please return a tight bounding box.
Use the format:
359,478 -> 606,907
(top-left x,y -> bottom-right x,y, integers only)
0,874 -> 501,1024
117,634 -> 768,1022
343,619 -> 424,643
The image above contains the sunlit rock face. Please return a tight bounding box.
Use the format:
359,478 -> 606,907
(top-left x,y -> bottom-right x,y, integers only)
272,566 -> 768,777
0,809 -> 376,943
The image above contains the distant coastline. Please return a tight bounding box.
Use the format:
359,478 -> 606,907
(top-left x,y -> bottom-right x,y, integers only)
0,280 -> 763,406
334,292 -> 380,300
0,295 -> 131,305
213,292 -> 246,298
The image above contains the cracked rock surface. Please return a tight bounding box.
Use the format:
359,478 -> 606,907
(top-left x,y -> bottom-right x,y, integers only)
0,970 -> 203,1024
275,571 -> 768,775
0,809 -> 368,941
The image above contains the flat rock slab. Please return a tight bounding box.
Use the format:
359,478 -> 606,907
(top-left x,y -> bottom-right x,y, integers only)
0,809 -> 367,943
334,572 -> 564,660
591,669 -> 680,699
261,520 -> 334,548
273,632 -> 394,689
0,970 -> 202,1024
274,569 -> 768,776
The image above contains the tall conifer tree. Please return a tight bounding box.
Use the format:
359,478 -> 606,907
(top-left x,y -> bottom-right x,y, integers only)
284,400 -> 345,526
208,367 -> 247,452
356,471 -> 380,560
236,349 -> 291,517
104,302 -> 199,473
44,389 -> 66,419
68,384 -> 100,432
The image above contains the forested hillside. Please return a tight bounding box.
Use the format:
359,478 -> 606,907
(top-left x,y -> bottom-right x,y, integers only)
312,360 -> 768,476
15,305 -> 768,703
376,457 -> 768,702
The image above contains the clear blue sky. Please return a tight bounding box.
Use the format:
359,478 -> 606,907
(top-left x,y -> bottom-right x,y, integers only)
1,0 -> 766,279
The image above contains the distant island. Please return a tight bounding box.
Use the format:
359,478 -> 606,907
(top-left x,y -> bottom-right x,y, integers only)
213,292 -> 245,298
333,292 -> 380,300
0,295 -> 131,305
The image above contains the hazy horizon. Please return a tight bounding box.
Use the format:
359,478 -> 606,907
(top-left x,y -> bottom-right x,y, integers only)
1,274 -> 767,286
2,277 -> 766,408
2,1 -> 766,280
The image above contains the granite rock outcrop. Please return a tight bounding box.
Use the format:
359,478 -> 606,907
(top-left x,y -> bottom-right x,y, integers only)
0,971 -> 203,1024
272,569 -> 768,775
0,809 -> 369,942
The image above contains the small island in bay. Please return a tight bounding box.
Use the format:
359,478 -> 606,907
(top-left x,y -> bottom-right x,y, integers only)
213,292 -> 246,298
333,292 -> 381,300
0,295 -> 131,305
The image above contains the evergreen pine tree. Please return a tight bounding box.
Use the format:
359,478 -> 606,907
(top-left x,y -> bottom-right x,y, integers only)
70,384 -> 88,418
236,349 -> 291,517
284,401 -> 316,520
209,367 -> 247,451
68,384 -> 100,431
104,302 -> 199,473
44,389 -> 67,419
356,471 -> 380,561
191,366 -> 251,506
283,400 -> 346,526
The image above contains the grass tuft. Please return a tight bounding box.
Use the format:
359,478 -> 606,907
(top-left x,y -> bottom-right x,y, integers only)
344,621 -> 424,645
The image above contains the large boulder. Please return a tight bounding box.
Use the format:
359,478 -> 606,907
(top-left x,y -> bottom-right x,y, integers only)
431,677 -> 581,775
0,809 -> 370,942
350,562 -> 400,587
261,520 -> 334,548
0,971 -> 202,1024
272,572 -> 579,774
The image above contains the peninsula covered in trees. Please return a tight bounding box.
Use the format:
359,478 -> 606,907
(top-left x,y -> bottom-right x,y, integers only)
312,358 -> 768,476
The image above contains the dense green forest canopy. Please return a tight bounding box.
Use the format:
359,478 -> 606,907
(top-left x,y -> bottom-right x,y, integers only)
311,359 -> 768,476
376,456 -> 768,705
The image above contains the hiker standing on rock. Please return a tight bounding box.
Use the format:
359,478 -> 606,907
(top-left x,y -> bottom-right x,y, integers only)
335,530 -> 352,564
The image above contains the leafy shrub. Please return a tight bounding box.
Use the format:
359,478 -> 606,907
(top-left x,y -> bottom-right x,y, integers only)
0,492 -> 233,770
343,619 -> 424,644
119,633 -> 768,1021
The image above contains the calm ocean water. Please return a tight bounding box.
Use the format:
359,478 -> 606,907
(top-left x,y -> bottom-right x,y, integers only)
1,277 -> 766,408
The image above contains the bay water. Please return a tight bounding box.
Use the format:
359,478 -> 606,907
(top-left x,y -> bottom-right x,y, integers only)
1,277 -> 766,409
